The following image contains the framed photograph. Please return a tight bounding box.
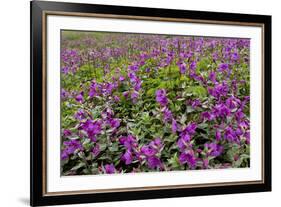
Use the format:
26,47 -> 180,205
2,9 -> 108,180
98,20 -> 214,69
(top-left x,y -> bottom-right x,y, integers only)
30,1 -> 271,206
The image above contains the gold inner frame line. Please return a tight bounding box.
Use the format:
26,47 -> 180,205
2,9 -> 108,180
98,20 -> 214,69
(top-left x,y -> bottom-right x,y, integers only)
41,10 -> 265,196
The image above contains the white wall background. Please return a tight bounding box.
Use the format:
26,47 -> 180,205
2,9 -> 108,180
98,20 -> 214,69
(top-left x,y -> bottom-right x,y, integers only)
0,0 -> 278,206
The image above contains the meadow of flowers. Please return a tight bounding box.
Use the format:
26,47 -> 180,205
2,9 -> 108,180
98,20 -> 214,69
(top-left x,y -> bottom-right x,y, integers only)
61,31 -> 250,176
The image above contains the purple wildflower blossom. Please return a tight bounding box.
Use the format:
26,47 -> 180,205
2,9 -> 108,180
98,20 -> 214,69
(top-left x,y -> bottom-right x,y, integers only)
108,118 -> 120,128
92,144 -> 100,157
183,122 -> 197,136
201,111 -> 215,121
147,157 -> 162,169
209,71 -> 217,83
218,63 -> 229,72
156,89 -> 168,106
63,129 -> 72,137
119,76 -> 125,82
179,151 -> 197,169
190,61 -> 197,70
204,142 -> 223,157
208,81 -> 229,98
162,107 -> 172,122
128,63 -> 139,71
191,99 -> 201,109
75,92 -> 84,103
128,72 -> 138,83
231,52 -> 240,61
131,90 -> 139,103
61,140 -> 83,160
80,119 -> 102,141
104,164 -> 116,174
172,119 -> 178,133
215,129 -> 221,141
89,81 -> 100,98
213,103 -> 231,118
141,145 -> 157,157
61,88 -> 69,99
119,135 -> 138,149
74,109 -> 86,120
178,62 -> 187,74
224,126 -> 238,142
122,150 -> 133,165
113,95 -> 120,102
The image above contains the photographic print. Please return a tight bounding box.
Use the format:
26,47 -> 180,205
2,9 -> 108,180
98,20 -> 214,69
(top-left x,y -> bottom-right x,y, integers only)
31,1 -> 271,205
60,31 -> 251,176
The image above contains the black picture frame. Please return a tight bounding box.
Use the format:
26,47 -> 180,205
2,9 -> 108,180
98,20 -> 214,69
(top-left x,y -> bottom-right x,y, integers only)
30,1 -> 272,206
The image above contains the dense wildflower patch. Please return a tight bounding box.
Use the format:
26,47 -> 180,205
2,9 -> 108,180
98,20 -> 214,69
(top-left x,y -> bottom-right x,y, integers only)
61,31 -> 250,175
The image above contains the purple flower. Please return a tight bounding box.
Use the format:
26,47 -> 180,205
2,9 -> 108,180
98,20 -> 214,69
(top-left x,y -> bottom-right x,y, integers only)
63,129 -> 72,137
122,150 -> 133,165
75,92 -> 84,103
61,139 -> 83,160
92,144 -> 100,157
218,63 -> 229,72
104,164 -> 116,174
128,72 -> 138,83
177,133 -> 191,151
74,109 -> 86,120
208,81 -> 229,98
183,122 -> 197,136
201,111 -> 215,121
202,158 -> 209,169
147,156 -> 161,169
131,90 -> 139,103
108,118 -> 120,128
102,82 -> 116,95
224,126 -> 238,142
235,110 -> 245,122
162,107 -> 172,122
149,137 -> 163,149
61,88 -> 69,99
179,151 -> 197,169
119,135 -> 138,150
190,61 -> 197,70
213,103 -> 231,118
141,145 -> 157,157
231,52 -> 240,61
178,62 -> 187,74
134,79 -> 142,91
61,150 -> 69,160
101,108 -> 114,119
204,142 -> 223,157
244,131 -> 250,144
172,119 -> 178,133
177,122 -> 197,151
113,95 -> 120,102
128,64 -> 139,71
226,96 -> 241,110
80,119 -> 102,140
209,71 -> 217,83
156,89 -> 168,106
62,66 -> 69,74
215,129 -> 221,141
123,91 -> 129,98
212,52 -> 219,61
119,76 -> 125,82
191,99 -> 201,109
89,81 -> 100,98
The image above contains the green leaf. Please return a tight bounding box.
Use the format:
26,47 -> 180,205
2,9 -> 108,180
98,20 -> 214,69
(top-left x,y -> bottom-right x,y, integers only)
70,162 -> 85,171
185,86 -> 207,98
